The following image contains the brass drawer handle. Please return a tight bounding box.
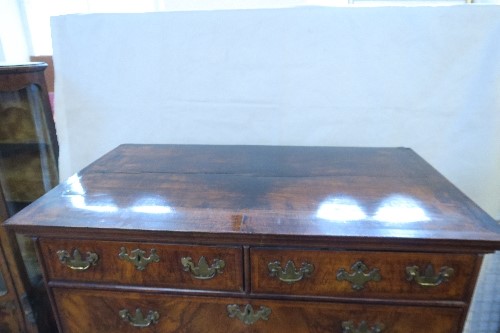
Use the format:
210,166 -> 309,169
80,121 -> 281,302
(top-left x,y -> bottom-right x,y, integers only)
57,249 -> 98,271
181,256 -> 225,280
119,308 -> 159,327
406,264 -> 454,287
342,320 -> 385,333
336,261 -> 381,291
118,247 -> 159,271
227,304 -> 271,325
268,260 -> 314,284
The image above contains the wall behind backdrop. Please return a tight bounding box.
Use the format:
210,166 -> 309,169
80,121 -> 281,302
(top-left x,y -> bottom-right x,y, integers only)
51,6 -> 500,220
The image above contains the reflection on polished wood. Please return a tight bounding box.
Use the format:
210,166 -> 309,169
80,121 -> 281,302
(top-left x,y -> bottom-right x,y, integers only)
4,145 -> 500,333
7,145 -> 498,248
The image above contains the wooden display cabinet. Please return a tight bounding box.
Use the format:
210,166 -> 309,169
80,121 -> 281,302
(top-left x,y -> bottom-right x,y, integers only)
0,62 -> 58,332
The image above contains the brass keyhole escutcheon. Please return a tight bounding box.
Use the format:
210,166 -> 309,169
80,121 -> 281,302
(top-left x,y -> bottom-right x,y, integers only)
227,304 -> 271,325
336,261 -> 381,291
118,247 -> 159,271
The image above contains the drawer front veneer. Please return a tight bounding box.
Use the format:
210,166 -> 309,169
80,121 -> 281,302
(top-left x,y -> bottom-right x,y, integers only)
40,239 -> 243,291
251,248 -> 476,300
52,288 -> 463,333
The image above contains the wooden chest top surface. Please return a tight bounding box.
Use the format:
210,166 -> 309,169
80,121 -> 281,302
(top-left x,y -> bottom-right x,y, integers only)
5,144 -> 500,252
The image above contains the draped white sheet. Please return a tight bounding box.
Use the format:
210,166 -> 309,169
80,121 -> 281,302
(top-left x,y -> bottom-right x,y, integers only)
51,6 -> 500,219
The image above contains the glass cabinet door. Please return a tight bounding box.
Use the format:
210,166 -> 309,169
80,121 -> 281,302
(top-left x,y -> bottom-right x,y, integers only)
0,63 -> 58,216
0,84 -> 59,212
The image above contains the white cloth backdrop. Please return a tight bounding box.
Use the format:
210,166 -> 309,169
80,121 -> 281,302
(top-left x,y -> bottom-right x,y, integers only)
51,6 -> 500,220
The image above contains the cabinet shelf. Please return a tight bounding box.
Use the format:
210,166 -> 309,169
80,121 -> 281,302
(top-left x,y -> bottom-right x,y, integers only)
0,142 -> 51,156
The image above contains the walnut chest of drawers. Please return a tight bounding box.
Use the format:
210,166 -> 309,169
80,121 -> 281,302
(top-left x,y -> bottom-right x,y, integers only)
5,144 -> 500,333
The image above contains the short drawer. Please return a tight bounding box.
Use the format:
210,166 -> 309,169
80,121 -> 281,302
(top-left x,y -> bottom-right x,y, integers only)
39,239 -> 243,292
52,288 -> 463,333
250,248 -> 477,301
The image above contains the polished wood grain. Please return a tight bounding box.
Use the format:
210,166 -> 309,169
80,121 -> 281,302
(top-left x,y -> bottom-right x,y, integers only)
6,145 -> 499,253
40,239 -> 243,292
250,248 -> 476,301
52,288 -> 463,333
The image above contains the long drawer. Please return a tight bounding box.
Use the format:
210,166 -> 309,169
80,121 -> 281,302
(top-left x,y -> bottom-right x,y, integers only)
39,239 -> 244,291
52,288 -> 463,333
250,248 -> 476,300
